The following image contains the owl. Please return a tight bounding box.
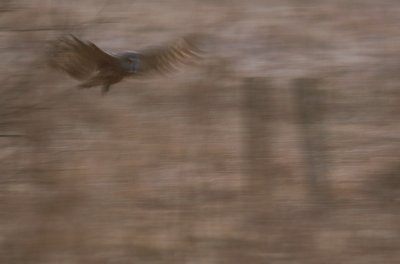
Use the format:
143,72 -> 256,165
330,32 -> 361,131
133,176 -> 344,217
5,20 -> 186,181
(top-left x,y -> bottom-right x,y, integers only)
48,34 -> 201,94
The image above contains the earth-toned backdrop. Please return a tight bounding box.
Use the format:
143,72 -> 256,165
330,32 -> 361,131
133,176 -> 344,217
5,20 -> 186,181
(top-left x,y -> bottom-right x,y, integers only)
1,0 -> 399,263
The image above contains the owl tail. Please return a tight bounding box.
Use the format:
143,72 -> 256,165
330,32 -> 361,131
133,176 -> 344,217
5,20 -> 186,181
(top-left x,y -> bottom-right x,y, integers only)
78,76 -> 104,89
78,78 -> 111,95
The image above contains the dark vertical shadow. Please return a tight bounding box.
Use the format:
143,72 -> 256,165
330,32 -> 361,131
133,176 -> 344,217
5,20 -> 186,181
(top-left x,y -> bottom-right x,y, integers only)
292,78 -> 332,207
243,77 -> 275,195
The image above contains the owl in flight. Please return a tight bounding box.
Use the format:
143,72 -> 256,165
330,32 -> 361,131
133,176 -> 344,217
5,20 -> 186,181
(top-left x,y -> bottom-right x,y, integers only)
49,35 -> 201,94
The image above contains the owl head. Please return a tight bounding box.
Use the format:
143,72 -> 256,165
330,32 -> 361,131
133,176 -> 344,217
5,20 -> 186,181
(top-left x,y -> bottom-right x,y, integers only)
115,52 -> 142,73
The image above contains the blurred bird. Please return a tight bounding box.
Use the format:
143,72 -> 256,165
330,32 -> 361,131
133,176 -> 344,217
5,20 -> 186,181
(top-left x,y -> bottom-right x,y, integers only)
48,34 -> 201,94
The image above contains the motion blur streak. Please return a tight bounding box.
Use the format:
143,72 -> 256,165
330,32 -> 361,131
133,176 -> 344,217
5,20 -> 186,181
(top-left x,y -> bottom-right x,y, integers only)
0,0 -> 399,263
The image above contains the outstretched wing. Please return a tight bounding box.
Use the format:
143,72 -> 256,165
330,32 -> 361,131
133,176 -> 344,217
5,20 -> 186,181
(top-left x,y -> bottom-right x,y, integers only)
138,35 -> 201,75
48,35 -> 117,80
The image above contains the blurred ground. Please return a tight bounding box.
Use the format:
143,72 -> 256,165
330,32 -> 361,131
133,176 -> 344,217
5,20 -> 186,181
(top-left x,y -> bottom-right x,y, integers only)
0,0 -> 400,263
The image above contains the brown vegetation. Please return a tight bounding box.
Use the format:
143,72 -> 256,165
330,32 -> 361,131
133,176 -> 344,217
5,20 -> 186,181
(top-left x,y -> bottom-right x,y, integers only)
0,0 -> 399,263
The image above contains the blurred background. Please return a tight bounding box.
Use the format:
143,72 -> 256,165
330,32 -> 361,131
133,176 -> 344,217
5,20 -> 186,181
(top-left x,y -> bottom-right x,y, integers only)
1,0 -> 400,263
